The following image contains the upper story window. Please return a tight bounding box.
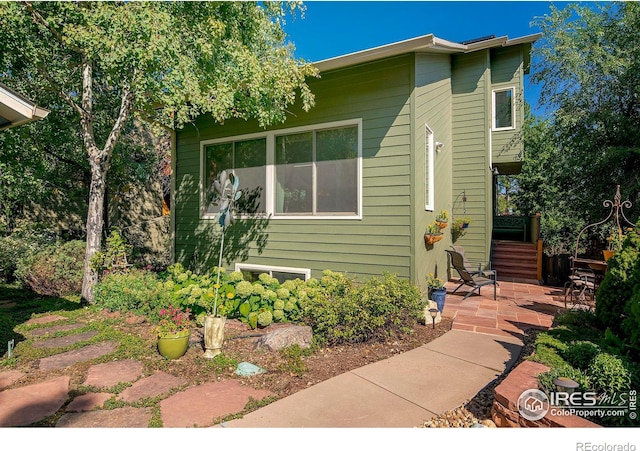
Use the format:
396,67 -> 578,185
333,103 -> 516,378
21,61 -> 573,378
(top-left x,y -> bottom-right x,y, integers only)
492,87 -> 516,131
201,119 -> 362,220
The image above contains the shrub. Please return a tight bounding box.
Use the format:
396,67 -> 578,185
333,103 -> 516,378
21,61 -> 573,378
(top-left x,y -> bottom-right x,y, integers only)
15,240 -> 85,296
299,271 -> 426,345
94,269 -> 171,315
0,223 -> 56,283
561,341 -> 601,370
587,353 -> 632,394
537,366 -> 590,395
595,229 -> 640,334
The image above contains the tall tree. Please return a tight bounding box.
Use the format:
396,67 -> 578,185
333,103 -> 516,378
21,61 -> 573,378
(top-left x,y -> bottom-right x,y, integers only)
0,1 -> 317,302
520,2 -> 640,254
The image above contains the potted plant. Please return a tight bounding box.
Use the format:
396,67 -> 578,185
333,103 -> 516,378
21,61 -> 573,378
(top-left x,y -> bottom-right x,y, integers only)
204,170 -> 242,358
426,273 -> 447,313
424,221 -> 444,245
156,305 -> 192,359
435,210 -> 450,229
451,217 -> 472,243
604,226 -> 624,261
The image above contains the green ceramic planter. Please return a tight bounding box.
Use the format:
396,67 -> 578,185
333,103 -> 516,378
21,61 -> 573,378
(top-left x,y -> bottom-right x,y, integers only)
157,329 -> 190,359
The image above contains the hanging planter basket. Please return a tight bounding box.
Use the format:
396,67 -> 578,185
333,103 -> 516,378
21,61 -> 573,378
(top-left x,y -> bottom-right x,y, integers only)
436,220 -> 448,230
424,233 -> 444,246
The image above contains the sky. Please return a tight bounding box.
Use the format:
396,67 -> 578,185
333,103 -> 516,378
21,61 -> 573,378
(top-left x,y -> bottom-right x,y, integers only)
283,1 -> 575,117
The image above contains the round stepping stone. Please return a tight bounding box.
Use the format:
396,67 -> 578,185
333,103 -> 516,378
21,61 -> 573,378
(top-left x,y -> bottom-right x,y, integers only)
0,376 -> 70,426
56,406 -> 153,428
83,359 -> 143,389
38,341 -> 118,371
117,371 -> 187,403
33,330 -> 99,349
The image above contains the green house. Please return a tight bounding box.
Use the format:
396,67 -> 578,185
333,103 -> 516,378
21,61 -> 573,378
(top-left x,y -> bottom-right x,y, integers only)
172,32 -> 540,291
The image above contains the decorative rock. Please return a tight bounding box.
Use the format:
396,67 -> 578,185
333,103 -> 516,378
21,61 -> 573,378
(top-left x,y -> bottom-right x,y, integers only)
254,325 -> 312,351
236,362 -> 266,377
424,300 -> 442,325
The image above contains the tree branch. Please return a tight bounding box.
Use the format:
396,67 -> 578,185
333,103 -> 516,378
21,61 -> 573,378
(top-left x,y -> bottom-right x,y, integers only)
22,1 -> 85,56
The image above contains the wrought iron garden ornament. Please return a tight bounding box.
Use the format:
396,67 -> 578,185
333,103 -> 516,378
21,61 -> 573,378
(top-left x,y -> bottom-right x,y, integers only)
573,185 -> 636,260
209,170 -> 242,317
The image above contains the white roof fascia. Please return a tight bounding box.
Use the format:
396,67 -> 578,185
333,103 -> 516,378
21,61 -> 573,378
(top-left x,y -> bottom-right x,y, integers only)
0,82 -> 50,131
313,33 -> 542,73
315,34 -> 436,72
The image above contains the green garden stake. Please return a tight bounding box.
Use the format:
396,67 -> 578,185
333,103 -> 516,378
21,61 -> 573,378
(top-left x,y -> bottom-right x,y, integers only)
7,339 -> 14,359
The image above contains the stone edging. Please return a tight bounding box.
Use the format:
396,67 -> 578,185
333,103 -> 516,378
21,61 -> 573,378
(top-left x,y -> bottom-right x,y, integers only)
491,360 -> 601,428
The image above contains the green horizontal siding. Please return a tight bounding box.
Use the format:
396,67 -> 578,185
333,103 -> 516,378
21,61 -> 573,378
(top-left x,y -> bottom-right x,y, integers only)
491,46 -> 525,169
451,51 -> 491,264
174,55 -> 414,280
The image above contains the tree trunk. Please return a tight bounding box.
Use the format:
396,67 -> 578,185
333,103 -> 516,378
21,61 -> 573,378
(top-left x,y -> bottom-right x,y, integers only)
81,158 -> 109,303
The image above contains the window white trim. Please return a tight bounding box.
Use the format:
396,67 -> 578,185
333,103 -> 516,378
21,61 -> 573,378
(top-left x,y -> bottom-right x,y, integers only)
234,263 -> 311,281
425,124 -> 435,211
200,119 -> 363,220
492,87 -> 516,131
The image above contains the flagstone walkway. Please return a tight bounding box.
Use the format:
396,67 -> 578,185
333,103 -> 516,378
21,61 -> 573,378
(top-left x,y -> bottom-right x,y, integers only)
0,279 -> 567,428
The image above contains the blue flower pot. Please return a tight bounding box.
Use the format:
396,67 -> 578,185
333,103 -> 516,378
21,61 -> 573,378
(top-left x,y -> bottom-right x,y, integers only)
431,288 -> 447,313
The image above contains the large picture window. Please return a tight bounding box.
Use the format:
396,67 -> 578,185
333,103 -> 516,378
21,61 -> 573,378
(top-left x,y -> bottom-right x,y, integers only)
204,137 -> 266,215
200,119 -> 361,220
275,125 -> 358,216
492,87 -> 515,130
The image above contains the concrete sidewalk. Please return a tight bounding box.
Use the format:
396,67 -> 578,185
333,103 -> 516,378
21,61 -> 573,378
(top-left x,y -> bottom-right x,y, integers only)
222,281 -> 565,428
222,329 -> 523,428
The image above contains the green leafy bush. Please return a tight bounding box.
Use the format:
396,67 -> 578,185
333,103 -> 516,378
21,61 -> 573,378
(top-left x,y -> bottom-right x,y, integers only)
94,269 -> 171,315
595,229 -> 640,334
537,366 -> 590,395
299,271 -> 426,345
15,240 -> 85,296
561,341 -> 600,370
0,223 -> 56,283
587,353 -> 632,394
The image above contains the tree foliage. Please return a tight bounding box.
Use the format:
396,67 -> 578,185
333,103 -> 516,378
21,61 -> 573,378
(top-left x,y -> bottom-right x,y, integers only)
0,1 -> 317,302
516,2 -> 640,255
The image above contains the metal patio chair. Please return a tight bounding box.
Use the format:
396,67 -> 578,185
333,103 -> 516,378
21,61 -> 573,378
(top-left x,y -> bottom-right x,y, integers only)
445,248 -> 498,301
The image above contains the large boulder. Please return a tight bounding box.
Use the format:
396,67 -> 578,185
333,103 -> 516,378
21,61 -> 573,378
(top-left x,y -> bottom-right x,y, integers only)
254,325 -> 313,351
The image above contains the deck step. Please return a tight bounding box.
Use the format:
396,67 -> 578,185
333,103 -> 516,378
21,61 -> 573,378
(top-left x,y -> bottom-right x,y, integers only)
492,240 -> 540,283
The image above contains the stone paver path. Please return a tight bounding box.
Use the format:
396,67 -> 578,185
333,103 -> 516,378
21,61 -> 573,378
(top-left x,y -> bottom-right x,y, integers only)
83,359 -> 143,388
33,330 -> 99,348
160,379 -> 275,428
28,323 -> 86,337
117,371 -> 187,403
0,376 -> 70,426
38,341 -> 119,371
56,406 -> 154,428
